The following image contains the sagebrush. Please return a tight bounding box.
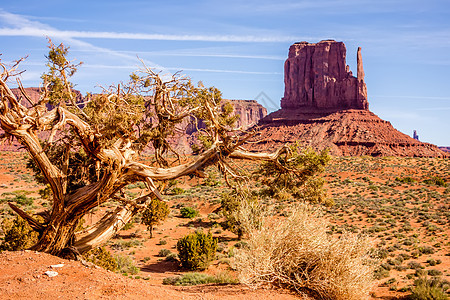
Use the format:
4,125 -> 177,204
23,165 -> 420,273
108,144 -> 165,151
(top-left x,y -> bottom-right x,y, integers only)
234,204 -> 376,300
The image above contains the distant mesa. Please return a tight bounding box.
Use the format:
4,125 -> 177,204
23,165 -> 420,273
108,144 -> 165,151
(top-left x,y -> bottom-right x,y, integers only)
186,99 -> 266,134
229,99 -> 267,129
439,147 -> 450,153
247,40 -> 447,157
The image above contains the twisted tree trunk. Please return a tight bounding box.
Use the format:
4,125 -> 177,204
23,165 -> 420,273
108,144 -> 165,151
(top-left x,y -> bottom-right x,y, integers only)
1,56 -> 292,257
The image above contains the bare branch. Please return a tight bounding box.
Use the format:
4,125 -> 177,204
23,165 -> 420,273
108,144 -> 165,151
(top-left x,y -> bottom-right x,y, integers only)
125,141 -> 220,180
229,145 -> 290,161
16,78 -> 35,107
8,203 -> 44,232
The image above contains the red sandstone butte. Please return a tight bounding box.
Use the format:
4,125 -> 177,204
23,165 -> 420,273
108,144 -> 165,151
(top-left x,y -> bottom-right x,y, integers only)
281,40 -> 368,110
247,40 -> 447,158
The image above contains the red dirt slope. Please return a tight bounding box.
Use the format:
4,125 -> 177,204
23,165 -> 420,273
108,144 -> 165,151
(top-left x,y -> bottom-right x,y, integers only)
0,250 -> 299,300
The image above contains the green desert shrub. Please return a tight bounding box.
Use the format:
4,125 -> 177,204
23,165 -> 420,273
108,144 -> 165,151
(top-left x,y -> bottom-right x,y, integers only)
395,177 -> 415,184
141,199 -> 170,238
84,247 -> 117,271
13,194 -> 33,206
203,172 -> 221,187
428,269 -> 443,276
180,207 -> 199,219
418,246 -> 435,255
114,254 -> 140,275
163,271 -> 238,286
177,230 -> 217,270
255,146 -> 331,205
234,204 -> 376,300
121,222 -> 134,231
171,187 -> 185,195
158,249 -> 172,257
165,253 -> 178,262
374,268 -> 390,280
423,177 -> 446,187
409,275 -> 449,300
0,216 -> 38,251
110,238 -> 142,250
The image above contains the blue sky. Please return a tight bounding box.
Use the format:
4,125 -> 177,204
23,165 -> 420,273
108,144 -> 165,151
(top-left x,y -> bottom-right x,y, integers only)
1,0 -> 449,146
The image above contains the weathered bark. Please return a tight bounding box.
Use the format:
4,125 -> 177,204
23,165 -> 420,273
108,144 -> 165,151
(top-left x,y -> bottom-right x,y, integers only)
74,205 -> 137,253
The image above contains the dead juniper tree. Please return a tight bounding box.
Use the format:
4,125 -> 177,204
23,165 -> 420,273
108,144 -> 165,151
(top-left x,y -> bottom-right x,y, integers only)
0,41 -> 329,258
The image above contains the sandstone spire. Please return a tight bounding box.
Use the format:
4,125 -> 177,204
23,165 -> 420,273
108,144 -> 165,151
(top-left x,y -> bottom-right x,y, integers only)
357,47 -> 365,81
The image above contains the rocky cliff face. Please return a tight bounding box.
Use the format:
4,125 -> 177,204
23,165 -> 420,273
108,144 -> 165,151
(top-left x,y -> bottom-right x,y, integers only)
185,99 -> 266,134
224,99 -> 267,129
248,40 -> 447,158
11,87 -> 41,104
281,40 -> 368,110
10,87 -> 83,109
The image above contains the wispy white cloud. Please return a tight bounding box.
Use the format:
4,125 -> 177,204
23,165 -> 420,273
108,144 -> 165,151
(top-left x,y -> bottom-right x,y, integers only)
0,27 -> 300,43
0,8 -> 308,43
165,67 -> 281,75
72,63 -> 281,75
0,9 -> 52,29
109,51 -> 285,61
223,0 -> 422,15
173,53 -> 284,60
70,48 -> 285,61
0,9 -> 166,72
0,8 -> 290,81
377,111 -> 423,121
23,15 -> 86,23
80,64 -> 136,70
372,95 -> 450,101
417,107 -> 450,111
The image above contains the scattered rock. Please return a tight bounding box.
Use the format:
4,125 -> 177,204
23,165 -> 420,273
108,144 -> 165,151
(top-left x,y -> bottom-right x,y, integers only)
51,264 -> 65,268
44,270 -> 58,277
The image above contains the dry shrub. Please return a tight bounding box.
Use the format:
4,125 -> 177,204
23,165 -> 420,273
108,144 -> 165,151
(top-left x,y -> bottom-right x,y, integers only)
234,204 -> 376,300
221,191 -> 265,239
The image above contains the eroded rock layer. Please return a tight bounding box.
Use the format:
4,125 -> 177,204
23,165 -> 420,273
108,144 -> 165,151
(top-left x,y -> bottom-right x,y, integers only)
249,109 -> 447,157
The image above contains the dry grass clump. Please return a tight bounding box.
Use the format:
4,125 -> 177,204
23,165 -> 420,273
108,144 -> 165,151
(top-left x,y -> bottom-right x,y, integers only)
234,204 -> 376,300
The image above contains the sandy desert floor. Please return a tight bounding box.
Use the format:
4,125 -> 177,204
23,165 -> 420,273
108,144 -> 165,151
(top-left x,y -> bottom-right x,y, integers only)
0,151 -> 448,299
